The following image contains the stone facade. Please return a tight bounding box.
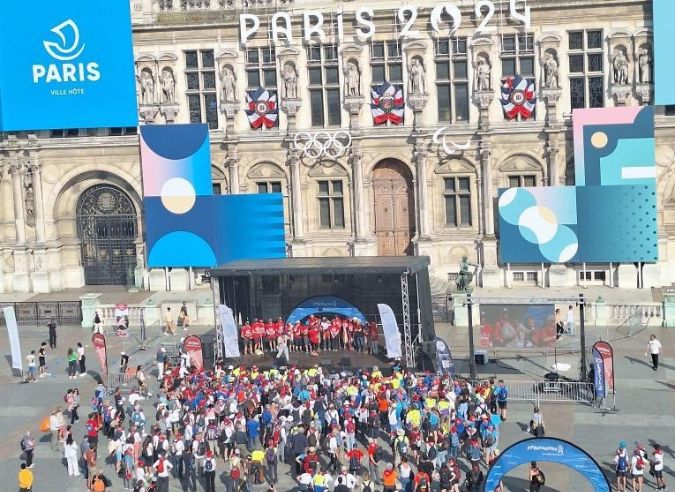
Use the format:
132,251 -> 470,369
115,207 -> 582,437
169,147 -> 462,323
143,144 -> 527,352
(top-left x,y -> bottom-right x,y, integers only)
1,0 -> 673,293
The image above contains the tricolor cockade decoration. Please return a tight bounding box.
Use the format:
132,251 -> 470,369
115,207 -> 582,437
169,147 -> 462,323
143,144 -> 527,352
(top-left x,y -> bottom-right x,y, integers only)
371,82 -> 405,125
245,88 -> 278,129
500,75 -> 536,120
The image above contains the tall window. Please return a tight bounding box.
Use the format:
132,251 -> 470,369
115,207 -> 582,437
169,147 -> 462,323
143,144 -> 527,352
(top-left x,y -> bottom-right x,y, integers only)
501,34 -> 535,79
443,177 -> 472,227
185,50 -> 218,129
435,37 -> 470,122
568,30 -> 604,109
508,175 -> 536,188
371,41 -> 403,86
257,181 -> 282,194
318,180 -> 345,229
245,47 -> 277,89
307,45 -> 341,127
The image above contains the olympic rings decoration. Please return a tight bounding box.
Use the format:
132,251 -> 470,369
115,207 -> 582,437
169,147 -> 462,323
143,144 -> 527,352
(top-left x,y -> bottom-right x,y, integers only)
293,130 -> 352,159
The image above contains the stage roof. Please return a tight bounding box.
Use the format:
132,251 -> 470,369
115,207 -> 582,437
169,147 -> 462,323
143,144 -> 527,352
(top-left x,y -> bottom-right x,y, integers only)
209,256 -> 430,276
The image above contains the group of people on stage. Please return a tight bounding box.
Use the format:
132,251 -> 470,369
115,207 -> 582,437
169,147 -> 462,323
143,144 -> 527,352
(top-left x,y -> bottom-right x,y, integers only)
239,315 -> 379,358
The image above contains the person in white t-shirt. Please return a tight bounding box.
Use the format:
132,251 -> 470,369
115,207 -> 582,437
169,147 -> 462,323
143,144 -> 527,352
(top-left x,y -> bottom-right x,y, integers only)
652,443 -> 666,490
646,334 -> 663,371
630,449 -> 645,492
566,305 -> 575,335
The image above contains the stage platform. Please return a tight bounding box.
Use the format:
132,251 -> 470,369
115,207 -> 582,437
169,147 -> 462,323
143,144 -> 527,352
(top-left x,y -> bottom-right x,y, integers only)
222,349 -> 394,373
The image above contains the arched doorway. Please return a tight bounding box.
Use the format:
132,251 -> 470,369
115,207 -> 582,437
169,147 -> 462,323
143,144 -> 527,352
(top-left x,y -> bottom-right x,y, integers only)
372,159 -> 415,256
77,185 -> 138,285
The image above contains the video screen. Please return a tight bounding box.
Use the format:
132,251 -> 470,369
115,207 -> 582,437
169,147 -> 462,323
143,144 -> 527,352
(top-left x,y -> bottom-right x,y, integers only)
479,304 -> 556,349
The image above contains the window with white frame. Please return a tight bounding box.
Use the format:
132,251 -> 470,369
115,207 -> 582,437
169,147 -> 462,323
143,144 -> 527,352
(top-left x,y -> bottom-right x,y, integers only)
513,271 -> 538,283
245,47 -> 277,90
256,181 -> 282,194
185,50 -> 218,129
568,30 -> 604,109
508,175 -> 537,188
371,41 -> 403,86
501,34 -> 535,79
318,180 -> 345,229
307,44 -> 341,128
435,37 -> 470,122
443,177 -> 472,227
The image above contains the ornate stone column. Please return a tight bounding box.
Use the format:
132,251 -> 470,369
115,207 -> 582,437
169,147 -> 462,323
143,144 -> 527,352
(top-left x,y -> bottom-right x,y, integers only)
287,147 -> 304,240
9,157 -> 26,245
538,33 -> 563,126
29,160 -> 46,243
350,150 -> 366,241
546,140 -> 560,187
413,140 -> 430,239
278,48 -> 302,135
225,148 -> 240,194
479,142 -> 494,237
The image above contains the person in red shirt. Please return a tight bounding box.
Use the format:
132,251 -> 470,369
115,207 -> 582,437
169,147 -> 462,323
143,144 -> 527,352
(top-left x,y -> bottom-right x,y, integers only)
367,321 -> 379,355
308,323 -> 320,355
367,438 -> 382,485
253,320 -> 265,352
353,320 -> 364,353
329,318 -> 341,352
346,444 -> 364,475
241,322 -> 253,355
414,467 -> 431,491
86,412 -> 99,446
265,319 -> 276,352
292,322 -> 303,352
301,322 -> 310,353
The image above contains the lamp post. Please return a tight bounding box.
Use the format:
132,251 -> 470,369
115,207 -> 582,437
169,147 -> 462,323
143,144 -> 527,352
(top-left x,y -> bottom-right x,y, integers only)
579,293 -> 587,381
467,293 -> 477,381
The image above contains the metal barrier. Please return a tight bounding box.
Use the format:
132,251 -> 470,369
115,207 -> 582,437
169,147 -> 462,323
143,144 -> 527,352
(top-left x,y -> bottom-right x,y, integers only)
0,301 -> 82,327
500,380 -> 595,404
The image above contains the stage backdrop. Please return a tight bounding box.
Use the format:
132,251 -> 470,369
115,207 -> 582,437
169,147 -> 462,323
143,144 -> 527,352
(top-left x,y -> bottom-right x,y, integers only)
287,296 -> 367,325
484,437 -> 611,492
498,106 -> 656,264
479,304 -> 555,349
0,1 -> 137,131
140,124 -> 286,267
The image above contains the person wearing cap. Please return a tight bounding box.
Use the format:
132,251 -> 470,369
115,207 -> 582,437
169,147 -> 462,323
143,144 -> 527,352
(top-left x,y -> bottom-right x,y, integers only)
631,448 -> 646,492
203,449 -> 216,492
382,462 -> 398,492
615,441 -> 629,492
652,443 -> 666,490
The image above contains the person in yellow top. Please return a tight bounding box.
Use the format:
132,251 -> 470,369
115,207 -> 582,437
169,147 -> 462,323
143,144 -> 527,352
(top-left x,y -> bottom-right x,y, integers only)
406,407 -> 421,427
18,463 -> 33,492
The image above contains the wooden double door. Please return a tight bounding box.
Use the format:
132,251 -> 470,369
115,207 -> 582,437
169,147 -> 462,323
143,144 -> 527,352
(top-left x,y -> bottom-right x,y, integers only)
373,160 -> 415,256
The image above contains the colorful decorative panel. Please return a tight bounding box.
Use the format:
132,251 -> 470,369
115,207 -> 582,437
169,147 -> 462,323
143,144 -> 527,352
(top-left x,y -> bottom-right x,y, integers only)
498,106 -> 657,264
654,0 -> 674,105
140,124 -> 286,268
371,82 -> 405,125
245,88 -> 278,129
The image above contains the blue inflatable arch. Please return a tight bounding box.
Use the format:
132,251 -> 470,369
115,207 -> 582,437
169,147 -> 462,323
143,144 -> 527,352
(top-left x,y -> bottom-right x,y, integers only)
484,437 -> 611,492
286,295 -> 367,325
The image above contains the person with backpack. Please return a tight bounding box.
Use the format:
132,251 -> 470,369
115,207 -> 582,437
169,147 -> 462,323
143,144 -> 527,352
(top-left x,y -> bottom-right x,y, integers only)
393,429 -> 409,466
346,444 -> 364,475
20,432 -> 35,469
367,437 -> 382,485
529,461 -> 545,492
495,380 -> 508,420
265,440 -> 278,484
203,450 -> 216,492
615,441 -> 629,492
652,443 -> 666,490
631,448 -> 646,492
153,454 -> 173,492
464,463 -> 484,492
361,471 -> 375,492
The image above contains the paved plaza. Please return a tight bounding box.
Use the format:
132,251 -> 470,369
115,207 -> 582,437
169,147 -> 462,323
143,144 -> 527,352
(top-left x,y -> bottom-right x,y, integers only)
0,310 -> 672,491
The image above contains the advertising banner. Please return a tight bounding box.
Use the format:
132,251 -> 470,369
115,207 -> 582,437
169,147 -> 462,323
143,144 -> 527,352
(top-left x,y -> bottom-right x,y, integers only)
91,332 -> 108,375
433,337 -> 456,378
479,304 -> 556,349
2,307 -> 23,372
287,296 -> 366,325
593,341 -> 614,393
218,304 -> 240,358
184,335 -> 204,372
377,304 -> 402,359
484,438 -> 611,492
0,1 -> 137,131
592,347 -> 606,398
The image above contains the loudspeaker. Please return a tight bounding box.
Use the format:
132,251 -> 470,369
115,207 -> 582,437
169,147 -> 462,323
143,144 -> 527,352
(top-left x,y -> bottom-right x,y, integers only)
419,341 -> 438,372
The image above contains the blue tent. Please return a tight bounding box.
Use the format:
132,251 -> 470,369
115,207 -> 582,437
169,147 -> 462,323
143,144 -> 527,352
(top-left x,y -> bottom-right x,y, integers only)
286,295 -> 367,325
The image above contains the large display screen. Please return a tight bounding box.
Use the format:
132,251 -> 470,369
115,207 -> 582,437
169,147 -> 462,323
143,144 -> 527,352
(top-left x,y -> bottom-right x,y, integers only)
479,304 -> 556,349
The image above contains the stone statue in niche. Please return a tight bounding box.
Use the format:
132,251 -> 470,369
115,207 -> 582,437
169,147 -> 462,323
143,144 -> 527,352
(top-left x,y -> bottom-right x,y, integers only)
543,53 -> 559,88
344,60 -> 361,96
612,49 -> 629,85
160,68 -> 176,104
23,170 -> 34,222
639,47 -> 652,84
283,62 -> 298,99
140,69 -> 155,105
221,66 -> 237,102
408,57 -> 426,95
474,55 -> 491,91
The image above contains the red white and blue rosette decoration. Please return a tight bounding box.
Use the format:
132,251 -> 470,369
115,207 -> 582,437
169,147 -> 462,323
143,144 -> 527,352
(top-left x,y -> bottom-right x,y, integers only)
245,88 -> 278,129
371,82 -> 405,125
500,75 -> 536,120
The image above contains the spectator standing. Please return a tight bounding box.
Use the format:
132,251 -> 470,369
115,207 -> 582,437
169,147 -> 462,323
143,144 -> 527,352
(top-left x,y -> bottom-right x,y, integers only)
25,351 -> 37,382
156,348 -> 166,380
153,454 -> 173,492
93,311 -> 102,334
18,463 -> 33,492
565,305 -> 575,335
382,463 -> 397,492
615,441 -> 629,492
631,449 -> 646,492
495,380 -> 508,421
77,342 -> 86,376
64,434 -> 80,476
529,461 -> 545,492
646,334 -> 662,371
163,308 -> 175,336
20,432 -> 35,468
203,450 -> 216,492
80,435 -> 91,480
47,318 -> 57,348
49,408 -> 61,451
37,342 -> 47,378
179,302 -> 190,330
120,351 -> 129,374
85,445 -> 98,489
652,443 -> 666,490
66,348 -> 77,379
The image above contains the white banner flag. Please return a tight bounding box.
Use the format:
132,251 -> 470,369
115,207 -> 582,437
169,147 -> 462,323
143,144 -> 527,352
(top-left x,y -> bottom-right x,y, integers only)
218,304 -> 240,358
3,306 -> 22,372
377,303 -> 402,359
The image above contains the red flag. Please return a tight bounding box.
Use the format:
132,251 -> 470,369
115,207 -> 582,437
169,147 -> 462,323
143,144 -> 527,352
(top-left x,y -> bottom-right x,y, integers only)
91,332 -> 108,376
184,335 -> 204,372
593,341 -> 614,392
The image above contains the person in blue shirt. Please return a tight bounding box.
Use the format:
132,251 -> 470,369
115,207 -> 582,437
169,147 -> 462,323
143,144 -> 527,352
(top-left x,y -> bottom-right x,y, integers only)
246,417 -> 260,451
495,380 -> 508,420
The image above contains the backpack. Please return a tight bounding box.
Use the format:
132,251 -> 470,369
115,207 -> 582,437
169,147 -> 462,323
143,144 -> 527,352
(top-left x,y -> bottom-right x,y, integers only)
484,434 -> 495,447
536,470 -> 545,484
197,441 -> 206,456
20,438 -> 26,451
206,424 -> 218,441
428,445 -> 437,460
418,475 -> 429,489
440,468 -> 451,485
617,453 -> 628,472
157,459 -> 165,473
349,454 -> 361,472
636,456 -> 645,471
230,466 -> 241,480
362,480 -> 373,492
204,458 -> 214,472
373,446 -> 383,462
266,448 -> 277,465
451,433 -> 460,448
397,438 -> 408,455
